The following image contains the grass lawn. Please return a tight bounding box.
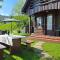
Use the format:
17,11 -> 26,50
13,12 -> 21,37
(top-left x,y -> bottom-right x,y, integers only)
3,45 -> 40,60
3,40 -> 60,60
43,42 -> 60,60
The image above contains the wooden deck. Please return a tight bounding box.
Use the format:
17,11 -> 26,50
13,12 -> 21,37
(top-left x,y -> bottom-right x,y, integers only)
27,33 -> 60,43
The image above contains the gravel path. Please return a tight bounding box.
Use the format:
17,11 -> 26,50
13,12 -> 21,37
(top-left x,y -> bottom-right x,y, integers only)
32,41 -> 52,60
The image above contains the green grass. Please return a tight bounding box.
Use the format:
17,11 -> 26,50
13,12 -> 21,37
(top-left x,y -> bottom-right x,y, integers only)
3,45 -> 40,60
43,42 -> 60,60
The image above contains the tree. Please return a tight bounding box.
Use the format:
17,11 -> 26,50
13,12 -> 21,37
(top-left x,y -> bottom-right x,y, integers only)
11,0 -> 29,31
11,15 -> 29,29
11,0 -> 26,16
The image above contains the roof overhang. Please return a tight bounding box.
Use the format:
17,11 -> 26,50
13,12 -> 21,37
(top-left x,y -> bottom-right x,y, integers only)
22,0 -> 31,13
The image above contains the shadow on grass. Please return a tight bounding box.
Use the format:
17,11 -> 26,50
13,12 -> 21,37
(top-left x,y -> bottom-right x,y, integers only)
4,44 -> 60,60
3,44 -> 41,60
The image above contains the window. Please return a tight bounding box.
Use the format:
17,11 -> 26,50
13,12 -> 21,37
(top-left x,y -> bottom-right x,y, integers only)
37,17 -> 42,28
47,15 -> 52,30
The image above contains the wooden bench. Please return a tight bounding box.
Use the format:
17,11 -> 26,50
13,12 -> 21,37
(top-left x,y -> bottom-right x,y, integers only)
0,44 -> 6,60
22,40 -> 34,47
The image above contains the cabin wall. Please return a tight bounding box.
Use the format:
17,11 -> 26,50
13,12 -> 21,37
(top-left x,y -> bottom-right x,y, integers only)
30,10 -> 60,36
23,0 -> 60,36
55,13 -> 60,36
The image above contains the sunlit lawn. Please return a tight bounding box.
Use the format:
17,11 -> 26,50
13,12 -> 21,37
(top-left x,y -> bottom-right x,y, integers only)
43,42 -> 60,60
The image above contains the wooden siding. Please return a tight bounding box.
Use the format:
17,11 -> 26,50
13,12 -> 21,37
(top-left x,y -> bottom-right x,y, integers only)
27,0 -> 60,15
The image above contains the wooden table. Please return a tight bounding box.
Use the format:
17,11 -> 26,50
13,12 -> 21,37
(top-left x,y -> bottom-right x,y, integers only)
10,35 -> 25,54
0,35 -> 12,59
0,35 -> 25,54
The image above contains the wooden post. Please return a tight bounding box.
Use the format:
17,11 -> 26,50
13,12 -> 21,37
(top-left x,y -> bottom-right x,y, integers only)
33,16 -> 37,32
29,16 -> 31,34
53,13 -> 56,36
45,15 -> 47,35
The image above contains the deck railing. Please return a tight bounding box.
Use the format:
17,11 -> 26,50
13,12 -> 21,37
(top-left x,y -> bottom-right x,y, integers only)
29,0 -> 60,15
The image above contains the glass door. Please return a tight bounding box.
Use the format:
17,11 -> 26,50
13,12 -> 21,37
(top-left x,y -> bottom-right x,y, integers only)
37,17 -> 42,29
47,15 -> 52,30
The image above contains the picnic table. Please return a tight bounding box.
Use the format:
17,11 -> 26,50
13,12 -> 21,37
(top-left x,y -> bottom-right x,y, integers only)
0,35 -> 11,60
0,35 -> 25,58
0,35 -> 12,46
10,35 -> 25,53
0,44 -> 6,60
0,35 -> 25,47
11,35 -> 25,47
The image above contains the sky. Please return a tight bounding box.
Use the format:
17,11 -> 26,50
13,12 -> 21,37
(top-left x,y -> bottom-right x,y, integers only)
0,0 -> 18,16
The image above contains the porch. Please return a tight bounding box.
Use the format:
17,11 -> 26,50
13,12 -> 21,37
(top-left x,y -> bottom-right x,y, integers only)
29,10 -> 60,36
27,33 -> 60,43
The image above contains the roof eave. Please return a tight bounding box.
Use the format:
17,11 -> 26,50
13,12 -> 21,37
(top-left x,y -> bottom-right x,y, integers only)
22,0 -> 31,13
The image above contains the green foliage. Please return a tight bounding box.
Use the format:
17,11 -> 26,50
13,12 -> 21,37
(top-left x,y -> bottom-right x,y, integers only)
19,33 -> 30,36
11,15 -> 29,29
11,0 -> 29,31
12,0 -> 26,15
0,22 -> 17,32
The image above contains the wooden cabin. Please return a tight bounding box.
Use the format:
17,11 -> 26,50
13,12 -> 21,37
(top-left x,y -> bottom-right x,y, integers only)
22,0 -> 60,36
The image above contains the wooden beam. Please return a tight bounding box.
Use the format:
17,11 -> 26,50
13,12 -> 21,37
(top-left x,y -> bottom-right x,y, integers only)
29,16 -> 31,34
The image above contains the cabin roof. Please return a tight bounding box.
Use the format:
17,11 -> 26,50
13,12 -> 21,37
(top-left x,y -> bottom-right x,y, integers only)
22,0 -> 31,13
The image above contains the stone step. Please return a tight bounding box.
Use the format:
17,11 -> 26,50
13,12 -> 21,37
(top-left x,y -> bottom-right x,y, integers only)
35,28 -> 43,33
